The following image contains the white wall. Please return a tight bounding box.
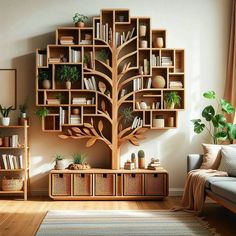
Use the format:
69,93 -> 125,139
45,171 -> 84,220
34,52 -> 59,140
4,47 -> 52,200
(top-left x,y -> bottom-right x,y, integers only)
0,0 -> 231,195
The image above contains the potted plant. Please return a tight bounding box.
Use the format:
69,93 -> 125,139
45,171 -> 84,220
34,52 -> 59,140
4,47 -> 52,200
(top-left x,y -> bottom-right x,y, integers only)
119,107 -> 134,125
56,65 -> 80,89
35,107 -> 49,118
68,153 -> 90,170
83,55 -> 89,68
55,93 -> 65,104
0,105 -> 13,126
191,90 -> 236,144
54,154 -> 66,170
18,99 -> 29,126
139,23 -> 147,37
164,91 -> 181,109
96,49 -> 110,65
39,69 -> 50,89
73,13 -> 88,27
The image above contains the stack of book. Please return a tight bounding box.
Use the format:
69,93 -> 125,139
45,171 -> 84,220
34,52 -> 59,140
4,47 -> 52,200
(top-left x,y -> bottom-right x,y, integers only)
133,78 -> 142,91
48,58 -> 61,63
72,97 -> 87,105
169,81 -> 183,88
147,158 -> 162,170
115,27 -> 135,47
70,115 -> 81,125
60,36 -> 74,45
38,53 -> 46,67
59,107 -> 66,125
151,54 -> 160,67
161,57 -> 173,66
80,39 -> 92,45
46,99 -> 60,105
0,154 -> 23,169
83,76 -> 97,90
131,116 -> 143,129
71,49 -> 81,63
96,22 -> 112,43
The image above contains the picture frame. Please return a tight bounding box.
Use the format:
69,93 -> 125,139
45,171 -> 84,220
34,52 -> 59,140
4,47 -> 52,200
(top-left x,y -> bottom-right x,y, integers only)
0,69 -> 17,110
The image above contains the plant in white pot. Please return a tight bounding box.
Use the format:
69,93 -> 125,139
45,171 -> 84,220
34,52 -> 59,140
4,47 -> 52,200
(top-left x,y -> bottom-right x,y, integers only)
0,105 -> 13,126
39,69 -> 51,89
54,154 -> 66,170
18,99 -> 29,126
56,65 -> 80,90
73,13 -> 88,27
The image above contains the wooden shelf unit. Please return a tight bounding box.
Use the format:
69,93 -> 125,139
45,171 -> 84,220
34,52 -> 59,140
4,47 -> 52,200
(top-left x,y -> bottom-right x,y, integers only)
0,122 -> 30,200
49,168 -> 168,200
36,9 -> 185,172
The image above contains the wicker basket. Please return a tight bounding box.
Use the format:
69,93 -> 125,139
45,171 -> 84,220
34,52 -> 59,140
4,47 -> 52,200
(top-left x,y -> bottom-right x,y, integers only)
2,178 -> 23,191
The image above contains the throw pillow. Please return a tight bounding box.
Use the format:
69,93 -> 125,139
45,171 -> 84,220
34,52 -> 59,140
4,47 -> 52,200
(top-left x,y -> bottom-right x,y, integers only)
201,144 -> 222,169
218,146 -> 236,176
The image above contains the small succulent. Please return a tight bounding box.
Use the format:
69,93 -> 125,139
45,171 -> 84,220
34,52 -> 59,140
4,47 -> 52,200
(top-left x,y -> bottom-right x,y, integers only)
72,153 -> 86,164
138,150 -> 145,158
73,13 -> 88,23
0,105 -> 13,117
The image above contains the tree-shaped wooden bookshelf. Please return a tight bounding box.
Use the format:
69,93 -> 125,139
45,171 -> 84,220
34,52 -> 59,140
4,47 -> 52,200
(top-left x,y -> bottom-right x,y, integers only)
36,9 -> 185,171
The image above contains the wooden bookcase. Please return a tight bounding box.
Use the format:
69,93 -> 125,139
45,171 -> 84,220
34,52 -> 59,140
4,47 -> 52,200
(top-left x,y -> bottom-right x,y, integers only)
0,122 -> 30,200
36,9 -> 185,170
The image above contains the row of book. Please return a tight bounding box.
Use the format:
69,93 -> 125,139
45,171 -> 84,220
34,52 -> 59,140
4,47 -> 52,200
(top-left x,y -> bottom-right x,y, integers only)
161,56 -> 173,66
95,22 -> 112,43
71,49 -> 81,63
38,54 -> 47,67
72,97 -> 95,105
1,135 -> 19,148
70,115 -> 81,125
131,116 -> 143,129
133,78 -> 142,91
151,55 -> 160,67
115,27 -> 136,47
59,107 -> 66,125
169,81 -> 183,88
59,36 -> 74,45
84,76 -> 97,90
0,154 -> 23,170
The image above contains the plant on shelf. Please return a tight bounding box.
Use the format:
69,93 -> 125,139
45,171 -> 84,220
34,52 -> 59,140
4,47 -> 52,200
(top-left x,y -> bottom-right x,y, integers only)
73,13 -> 88,27
18,98 -> 29,126
138,150 -> 145,169
83,55 -> 89,68
191,90 -> 236,144
119,107 -> 134,125
164,91 -> 181,109
68,153 -> 90,170
35,107 -> 49,118
54,154 -> 66,170
0,105 -> 13,126
96,49 -> 110,65
56,65 -> 80,89
39,69 -> 50,89
55,93 -> 65,103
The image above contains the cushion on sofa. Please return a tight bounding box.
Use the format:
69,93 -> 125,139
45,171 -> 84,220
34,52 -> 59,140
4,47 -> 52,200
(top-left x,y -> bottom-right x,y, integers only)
210,181 -> 236,204
205,176 -> 236,189
218,146 -> 236,176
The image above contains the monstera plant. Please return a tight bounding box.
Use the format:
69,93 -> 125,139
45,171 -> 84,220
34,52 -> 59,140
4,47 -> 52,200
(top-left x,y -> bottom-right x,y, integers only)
191,90 -> 236,144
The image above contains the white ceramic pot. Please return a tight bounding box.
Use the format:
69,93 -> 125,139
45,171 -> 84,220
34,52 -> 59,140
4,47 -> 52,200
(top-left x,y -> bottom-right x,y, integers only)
55,160 -> 66,170
66,81 -> 71,89
140,40 -> 148,48
140,101 -> 148,109
21,113 -> 27,118
1,117 -> 10,126
42,80 -> 51,89
153,118 -> 165,128
139,25 -> 147,37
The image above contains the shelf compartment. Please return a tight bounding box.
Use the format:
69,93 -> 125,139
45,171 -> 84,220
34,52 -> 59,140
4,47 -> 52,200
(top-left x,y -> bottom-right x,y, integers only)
51,173 -> 71,196
115,10 -> 130,23
79,28 -> 93,45
37,66 -> 53,90
71,91 -> 96,105
151,111 -> 177,129
139,50 -> 151,76
123,173 -> 143,196
42,107 -> 61,131
169,74 -> 184,89
151,50 -> 160,67
160,49 -> 174,67
95,48 -> 112,68
152,30 -> 166,48
46,91 -> 69,105
175,50 -> 184,73
145,173 -> 165,196
73,173 -> 93,196
163,90 -> 184,110
57,28 -> 79,45
36,49 -> 47,67
138,18 -> 151,48
48,46 -> 69,63
95,173 -> 115,196
70,47 -> 82,63
152,68 -> 168,89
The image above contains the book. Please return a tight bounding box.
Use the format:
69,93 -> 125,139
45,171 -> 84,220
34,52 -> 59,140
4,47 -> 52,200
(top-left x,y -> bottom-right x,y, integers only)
18,155 -> 23,169
91,76 -> 97,91
146,77 -> 152,89
47,99 -> 60,105
83,78 -> 90,90
2,154 -> 8,169
96,22 -> 100,38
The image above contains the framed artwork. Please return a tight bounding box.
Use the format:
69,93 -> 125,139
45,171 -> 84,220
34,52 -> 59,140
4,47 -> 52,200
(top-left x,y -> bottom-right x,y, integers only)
0,69 -> 17,110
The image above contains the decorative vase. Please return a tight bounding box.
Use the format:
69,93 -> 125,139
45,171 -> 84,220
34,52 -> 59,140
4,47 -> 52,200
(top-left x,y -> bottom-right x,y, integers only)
154,37 -> 164,48
167,117 -> 174,127
152,75 -> 166,88
75,22 -> 85,28
138,158 -> 145,169
66,81 -> 71,89
3,136 -> 10,147
153,116 -> 165,128
72,108 -> 80,115
55,160 -> 66,170
139,25 -> 146,37
42,80 -> 51,89
1,117 -> 10,126
140,40 -> 148,48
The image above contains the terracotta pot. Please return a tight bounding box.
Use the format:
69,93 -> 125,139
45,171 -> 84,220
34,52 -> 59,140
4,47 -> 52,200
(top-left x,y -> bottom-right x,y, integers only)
1,117 -> 10,126
138,157 -> 145,169
154,37 -> 164,48
66,81 -> 71,89
152,75 -> 166,88
72,108 -> 80,115
42,80 -> 51,89
139,25 -> 147,37
75,22 -> 85,27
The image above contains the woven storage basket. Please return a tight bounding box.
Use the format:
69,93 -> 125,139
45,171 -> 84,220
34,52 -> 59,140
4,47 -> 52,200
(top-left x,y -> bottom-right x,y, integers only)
2,178 -> 23,191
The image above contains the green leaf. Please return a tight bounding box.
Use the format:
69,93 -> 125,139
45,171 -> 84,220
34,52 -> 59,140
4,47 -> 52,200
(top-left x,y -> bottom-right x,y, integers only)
193,122 -> 205,134
191,119 -> 201,123
203,91 -> 216,99
226,123 -> 236,140
220,99 -> 235,114
214,131 -> 228,141
202,105 -> 215,121
212,114 -> 226,128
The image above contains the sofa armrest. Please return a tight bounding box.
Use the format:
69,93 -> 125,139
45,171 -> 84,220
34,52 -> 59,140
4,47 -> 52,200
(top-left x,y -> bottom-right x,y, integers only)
187,154 -> 203,172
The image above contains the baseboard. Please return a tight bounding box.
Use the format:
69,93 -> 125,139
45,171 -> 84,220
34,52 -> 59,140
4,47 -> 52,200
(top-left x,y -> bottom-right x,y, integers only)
30,188 -> 184,197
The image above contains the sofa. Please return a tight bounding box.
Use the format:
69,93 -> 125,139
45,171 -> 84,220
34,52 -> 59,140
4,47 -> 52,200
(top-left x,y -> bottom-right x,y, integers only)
187,154 -> 236,213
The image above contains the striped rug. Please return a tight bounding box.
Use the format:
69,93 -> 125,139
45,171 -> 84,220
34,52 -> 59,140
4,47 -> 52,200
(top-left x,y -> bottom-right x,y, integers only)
36,210 -> 216,236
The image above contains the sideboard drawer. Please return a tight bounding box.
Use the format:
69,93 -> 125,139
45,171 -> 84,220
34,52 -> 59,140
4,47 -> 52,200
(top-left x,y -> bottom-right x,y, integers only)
144,173 -> 165,196
95,174 -> 115,196
51,173 -> 71,196
123,173 -> 143,196
73,174 -> 93,196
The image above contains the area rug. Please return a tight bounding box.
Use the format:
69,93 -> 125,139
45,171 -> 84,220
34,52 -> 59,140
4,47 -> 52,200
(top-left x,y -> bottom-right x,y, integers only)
36,210 -> 217,236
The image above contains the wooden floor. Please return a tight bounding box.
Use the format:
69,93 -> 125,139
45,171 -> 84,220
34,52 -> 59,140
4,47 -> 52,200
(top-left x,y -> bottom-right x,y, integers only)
0,197 -> 235,236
